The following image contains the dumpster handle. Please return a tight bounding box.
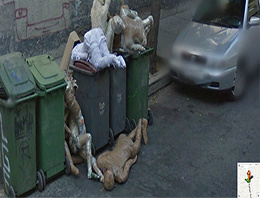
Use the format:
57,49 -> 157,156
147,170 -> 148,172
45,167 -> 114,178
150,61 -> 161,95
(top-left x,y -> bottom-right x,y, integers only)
0,93 -> 37,108
45,82 -> 67,94
16,92 -> 38,104
133,48 -> 153,58
37,83 -> 47,92
35,81 -> 67,93
127,91 -> 138,98
69,65 -> 95,76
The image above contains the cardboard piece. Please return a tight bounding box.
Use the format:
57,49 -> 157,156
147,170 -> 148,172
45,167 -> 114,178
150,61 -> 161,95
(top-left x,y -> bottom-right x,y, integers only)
60,31 -> 81,71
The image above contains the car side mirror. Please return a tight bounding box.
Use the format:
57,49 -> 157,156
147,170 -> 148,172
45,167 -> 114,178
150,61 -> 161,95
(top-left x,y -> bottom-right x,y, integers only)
249,16 -> 260,26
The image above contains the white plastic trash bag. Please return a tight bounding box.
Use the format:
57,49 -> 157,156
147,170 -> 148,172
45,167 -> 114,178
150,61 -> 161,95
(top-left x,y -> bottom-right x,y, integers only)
71,28 -> 126,70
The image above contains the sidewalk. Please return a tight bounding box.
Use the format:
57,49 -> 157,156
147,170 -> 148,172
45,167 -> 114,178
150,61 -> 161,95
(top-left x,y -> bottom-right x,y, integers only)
148,7 -> 193,96
157,9 -> 192,60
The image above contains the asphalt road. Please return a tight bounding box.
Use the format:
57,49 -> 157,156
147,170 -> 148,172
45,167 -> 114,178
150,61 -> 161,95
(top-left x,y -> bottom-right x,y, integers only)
28,72 -> 259,197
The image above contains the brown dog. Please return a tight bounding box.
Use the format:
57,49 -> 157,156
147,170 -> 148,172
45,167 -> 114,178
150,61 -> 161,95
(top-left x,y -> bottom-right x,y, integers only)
97,119 -> 148,190
117,1 -> 153,52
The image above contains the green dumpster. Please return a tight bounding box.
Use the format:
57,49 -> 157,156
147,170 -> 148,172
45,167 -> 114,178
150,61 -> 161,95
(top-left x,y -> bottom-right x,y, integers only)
126,48 -> 154,129
0,53 -> 39,197
26,55 -> 66,188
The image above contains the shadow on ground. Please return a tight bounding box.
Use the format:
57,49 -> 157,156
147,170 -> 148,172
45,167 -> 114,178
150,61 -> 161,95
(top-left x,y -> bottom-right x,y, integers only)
172,71 -> 260,105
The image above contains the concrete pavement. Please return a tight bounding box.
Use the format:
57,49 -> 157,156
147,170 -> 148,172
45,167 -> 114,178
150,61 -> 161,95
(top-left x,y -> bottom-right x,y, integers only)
28,65 -> 260,197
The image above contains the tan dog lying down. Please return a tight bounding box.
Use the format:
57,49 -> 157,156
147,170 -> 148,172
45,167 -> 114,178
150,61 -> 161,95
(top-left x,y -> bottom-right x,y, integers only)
97,119 -> 148,190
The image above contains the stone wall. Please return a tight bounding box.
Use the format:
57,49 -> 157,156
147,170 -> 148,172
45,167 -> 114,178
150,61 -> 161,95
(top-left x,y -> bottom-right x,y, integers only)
0,0 -> 190,59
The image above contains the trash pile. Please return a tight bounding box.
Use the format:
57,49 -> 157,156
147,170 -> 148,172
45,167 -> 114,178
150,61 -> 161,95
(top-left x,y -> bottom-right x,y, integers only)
67,0 -> 154,190
71,0 -> 154,72
0,0 -> 154,196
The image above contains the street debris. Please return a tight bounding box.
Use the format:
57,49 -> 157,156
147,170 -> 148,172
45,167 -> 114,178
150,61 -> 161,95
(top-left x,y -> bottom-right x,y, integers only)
60,31 -> 81,71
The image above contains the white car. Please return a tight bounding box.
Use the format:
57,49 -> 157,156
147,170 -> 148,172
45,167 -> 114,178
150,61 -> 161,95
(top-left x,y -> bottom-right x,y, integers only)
170,0 -> 260,100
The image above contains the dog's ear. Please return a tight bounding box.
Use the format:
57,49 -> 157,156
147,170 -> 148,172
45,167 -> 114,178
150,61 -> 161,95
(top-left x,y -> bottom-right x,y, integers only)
99,0 -> 105,5
107,12 -> 112,20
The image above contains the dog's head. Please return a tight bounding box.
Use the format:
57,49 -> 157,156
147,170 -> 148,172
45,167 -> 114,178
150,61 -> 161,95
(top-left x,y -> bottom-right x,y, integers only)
104,170 -> 115,191
93,0 -> 105,7
120,0 -> 131,18
112,15 -> 125,34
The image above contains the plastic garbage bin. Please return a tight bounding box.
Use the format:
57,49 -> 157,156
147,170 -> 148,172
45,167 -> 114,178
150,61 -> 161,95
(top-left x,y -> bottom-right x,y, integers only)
26,55 -> 67,188
110,68 -> 130,136
0,53 -> 42,197
70,65 -> 112,151
126,48 -> 154,129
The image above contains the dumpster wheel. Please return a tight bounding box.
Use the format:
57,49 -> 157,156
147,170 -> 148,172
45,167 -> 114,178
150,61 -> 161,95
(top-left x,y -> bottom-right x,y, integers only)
130,119 -> 137,131
37,171 -> 45,192
9,186 -> 16,197
148,109 -> 153,126
65,156 -> 71,176
109,128 -> 115,146
39,169 -> 46,189
125,117 -> 131,133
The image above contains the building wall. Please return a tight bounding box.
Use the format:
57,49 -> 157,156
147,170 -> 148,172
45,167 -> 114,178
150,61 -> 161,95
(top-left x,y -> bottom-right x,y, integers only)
0,0 -> 189,59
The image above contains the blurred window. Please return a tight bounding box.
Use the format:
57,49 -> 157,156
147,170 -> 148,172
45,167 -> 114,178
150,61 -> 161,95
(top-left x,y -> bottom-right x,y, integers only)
248,0 -> 260,19
193,0 -> 246,28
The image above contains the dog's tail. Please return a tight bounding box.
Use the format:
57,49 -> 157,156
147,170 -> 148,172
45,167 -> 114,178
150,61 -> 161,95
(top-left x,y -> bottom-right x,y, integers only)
121,0 -> 124,6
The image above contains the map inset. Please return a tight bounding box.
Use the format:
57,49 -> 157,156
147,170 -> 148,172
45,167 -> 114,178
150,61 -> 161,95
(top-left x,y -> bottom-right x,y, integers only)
238,163 -> 260,198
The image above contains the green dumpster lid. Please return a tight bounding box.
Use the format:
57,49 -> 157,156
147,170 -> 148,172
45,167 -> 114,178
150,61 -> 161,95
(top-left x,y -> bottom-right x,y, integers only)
26,55 -> 65,91
0,52 -> 36,99
132,48 -> 153,59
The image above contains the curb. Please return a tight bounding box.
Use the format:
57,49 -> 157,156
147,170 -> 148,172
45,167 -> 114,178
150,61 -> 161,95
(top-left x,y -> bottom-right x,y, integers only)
149,70 -> 172,97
